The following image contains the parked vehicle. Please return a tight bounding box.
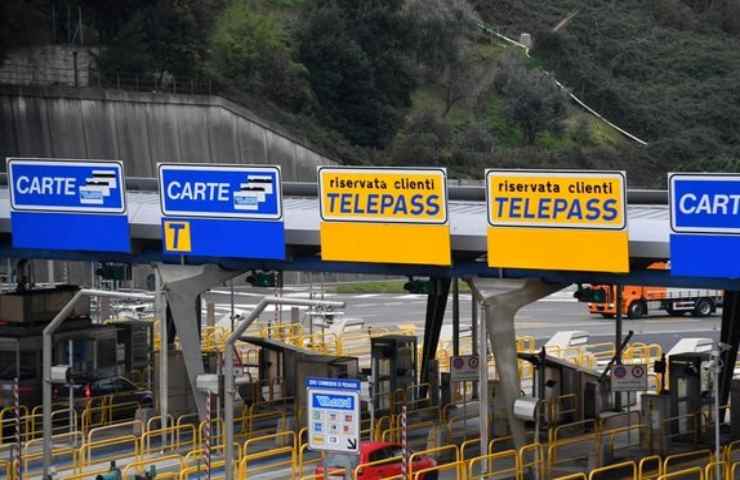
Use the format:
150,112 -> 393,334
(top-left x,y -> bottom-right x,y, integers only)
53,375 -> 153,411
315,442 -> 437,479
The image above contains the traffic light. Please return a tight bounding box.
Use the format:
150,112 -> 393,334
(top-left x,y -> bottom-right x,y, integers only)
573,284 -> 606,303
95,263 -> 130,281
403,277 -> 432,294
246,271 -> 276,288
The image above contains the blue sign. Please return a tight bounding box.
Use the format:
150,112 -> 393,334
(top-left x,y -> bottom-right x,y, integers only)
305,377 -> 361,391
159,164 -> 281,219
669,173 -> 740,277
671,174 -> 740,234
9,159 -> 125,213
158,163 -> 285,260
311,392 -> 355,411
7,158 -> 130,253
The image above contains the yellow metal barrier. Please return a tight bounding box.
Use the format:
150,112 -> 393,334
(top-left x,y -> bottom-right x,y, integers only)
121,454 -> 184,478
731,462 -> 740,480
550,419 -> 597,444
299,441 -> 324,474
461,437 -> 482,461
553,474 -> 588,480
663,450 -> 712,475
64,466 -> 111,480
639,454 -> 663,480
657,466 -> 704,480
520,443 -> 545,480
184,443 -> 242,465
413,461 -> 463,480
588,460 -> 637,480
146,414 -> 175,432
353,456 -> 403,480
467,448 -> 520,480
0,459 -> 10,480
198,417 -> 225,447
87,419 -> 144,445
78,435 -> 140,470
547,433 -> 597,477
142,424 -> 196,455
179,458 -> 231,479
408,444 -> 460,480
23,445 -> 79,476
239,445 -> 296,479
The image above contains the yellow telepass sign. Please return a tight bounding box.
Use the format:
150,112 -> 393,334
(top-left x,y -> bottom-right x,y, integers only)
319,167 -> 451,265
486,170 -> 629,272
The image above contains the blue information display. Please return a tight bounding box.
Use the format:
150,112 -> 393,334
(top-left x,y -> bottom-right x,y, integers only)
306,376 -> 361,453
158,164 -> 285,259
7,158 -> 130,252
669,173 -> 740,277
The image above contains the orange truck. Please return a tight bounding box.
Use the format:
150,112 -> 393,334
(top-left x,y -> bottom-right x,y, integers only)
586,263 -> 723,319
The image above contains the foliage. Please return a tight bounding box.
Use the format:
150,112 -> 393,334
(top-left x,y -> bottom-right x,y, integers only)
493,52 -> 567,144
209,1 -> 311,110
297,0 -> 418,148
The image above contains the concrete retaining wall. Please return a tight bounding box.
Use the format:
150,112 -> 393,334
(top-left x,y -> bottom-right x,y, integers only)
0,85 -> 334,180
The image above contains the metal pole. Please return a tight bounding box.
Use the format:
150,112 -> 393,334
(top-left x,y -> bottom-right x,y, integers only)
14,376 -> 21,480
43,289 -> 154,477
472,290 -> 479,399
223,297 -> 345,480
206,392 -> 211,480
452,279 -> 460,357
714,349 -> 721,480
157,270 -> 169,446
68,339 -> 74,435
615,285 -> 623,411
401,405 -> 408,479
479,302 -> 489,472
230,279 -> 235,332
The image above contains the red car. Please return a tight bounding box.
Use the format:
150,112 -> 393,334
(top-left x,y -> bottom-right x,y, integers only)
315,441 -> 438,479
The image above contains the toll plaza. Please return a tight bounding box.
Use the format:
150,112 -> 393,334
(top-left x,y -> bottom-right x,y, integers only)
1,159 -> 740,480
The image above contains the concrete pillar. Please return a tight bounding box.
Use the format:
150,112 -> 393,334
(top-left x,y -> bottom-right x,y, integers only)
467,278 -> 566,449
155,263 -> 244,419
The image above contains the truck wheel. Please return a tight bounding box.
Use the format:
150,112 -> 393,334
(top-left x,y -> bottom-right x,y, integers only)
692,299 -> 713,317
627,301 -> 646,319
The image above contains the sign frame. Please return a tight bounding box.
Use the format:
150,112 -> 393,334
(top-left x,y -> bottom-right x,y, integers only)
317,165 -> 449,225
449,355 -> 480,383
610,364 -> 648,392
485,168 -> 627,231
158,163 -> 283,220
669,172 -> 740,235
7,158 -> 127,215
306,377 -> 361,455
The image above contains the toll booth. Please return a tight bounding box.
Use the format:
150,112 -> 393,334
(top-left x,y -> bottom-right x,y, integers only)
241,336 -> 359,409
518,352 -> 610,424
370,335 -> 417,414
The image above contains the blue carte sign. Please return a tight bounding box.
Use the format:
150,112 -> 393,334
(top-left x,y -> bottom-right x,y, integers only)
158,164 -> 285,259
669,173 -> 740,277
7,158 -> 130,252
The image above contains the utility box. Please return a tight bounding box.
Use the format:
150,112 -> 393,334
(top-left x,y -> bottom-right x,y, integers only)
0,286 -> 89,323
641,392 -> 672,453
668,352 -> 710,441
371,335 -> 417,414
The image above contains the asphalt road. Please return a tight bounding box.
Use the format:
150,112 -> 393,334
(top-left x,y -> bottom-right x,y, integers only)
204,285 -> 722,355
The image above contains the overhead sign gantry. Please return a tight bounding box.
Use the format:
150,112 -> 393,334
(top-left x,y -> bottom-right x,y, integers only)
7,157 -> 130,253
158,163 -> 285,259
669,173 -> 740,277
318,166 -> 451,265
486,169 -> 629,272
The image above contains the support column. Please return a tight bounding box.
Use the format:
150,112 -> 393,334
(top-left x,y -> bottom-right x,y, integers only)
452,279 -> 460,357
420,278 -> 452,386
155,263 -> 243,419
467,278 -> 566,449
719,291 -> 740,409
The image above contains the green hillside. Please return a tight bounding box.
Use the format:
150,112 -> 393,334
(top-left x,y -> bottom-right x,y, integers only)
2,0 -> 737,186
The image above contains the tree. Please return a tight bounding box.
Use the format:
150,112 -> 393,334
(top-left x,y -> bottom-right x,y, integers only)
494,53 -> 567,144
209,1 -> 310,110
297,0 -> 418,148
96,0 -> 221,79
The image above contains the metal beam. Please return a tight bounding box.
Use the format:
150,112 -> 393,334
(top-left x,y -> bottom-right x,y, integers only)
719,291 -> 740,410
223,296 -> 345,480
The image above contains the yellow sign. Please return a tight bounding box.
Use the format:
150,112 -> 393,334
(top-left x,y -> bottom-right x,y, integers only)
319,167 -> 447,224
319,167 -> 451,266
163,220 -> 192,253
486,170 -> 629,272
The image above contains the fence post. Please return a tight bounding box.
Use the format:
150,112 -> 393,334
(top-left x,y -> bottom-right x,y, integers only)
206,393 -> 211,480
14,377 -> 21,480
401,405 -> 407,479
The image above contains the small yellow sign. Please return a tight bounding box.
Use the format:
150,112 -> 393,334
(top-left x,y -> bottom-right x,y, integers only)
486,170 -> 629,273
318,167 -> 451,266
319,167 -> 447,224
163,220 -> 192,253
